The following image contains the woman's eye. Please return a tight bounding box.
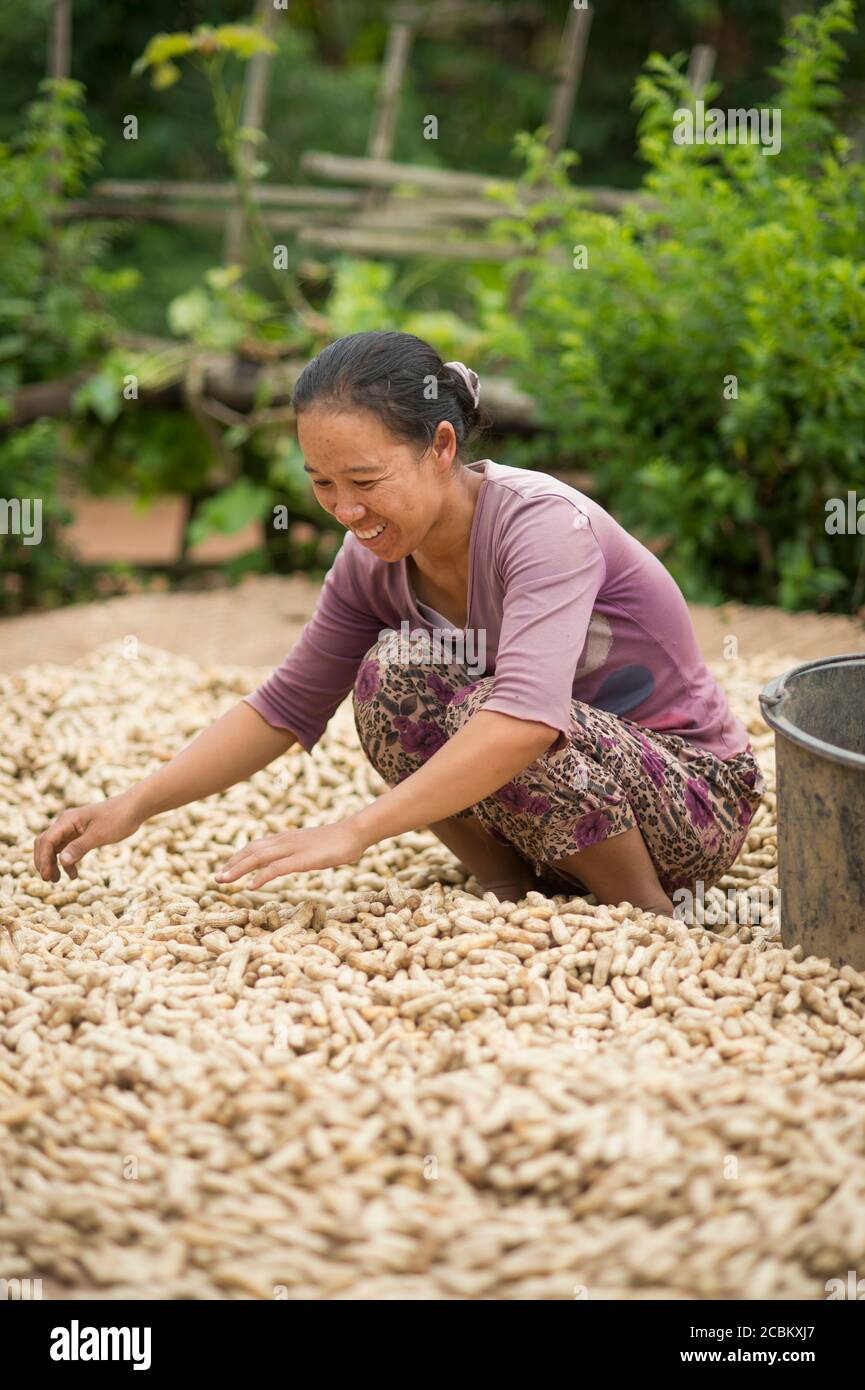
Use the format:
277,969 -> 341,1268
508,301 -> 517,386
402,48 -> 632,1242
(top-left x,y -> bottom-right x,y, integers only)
311,479 -> 376,489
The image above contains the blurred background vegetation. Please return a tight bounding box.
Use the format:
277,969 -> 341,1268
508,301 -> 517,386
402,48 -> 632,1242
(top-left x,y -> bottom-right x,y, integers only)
1,0 -> 864,615
5,0 -> 859,334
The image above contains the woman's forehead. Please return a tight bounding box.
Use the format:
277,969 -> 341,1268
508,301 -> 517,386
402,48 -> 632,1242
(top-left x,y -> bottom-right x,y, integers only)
298,409 -> 421,470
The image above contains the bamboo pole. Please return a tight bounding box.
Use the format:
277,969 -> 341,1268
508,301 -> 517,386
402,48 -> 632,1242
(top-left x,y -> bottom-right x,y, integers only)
300,151 -> 646,212
301,149 -> 521,194
63,178 -> 641,224
509,2 -> 593,318
45,0 -> 72,196
47,0 -> 71,79
367,21 -> 414,164
546,1 -> 592,157
61,200 -> 344,230
62,198 -> 537,233
295,225 -> 518,261
364,18 -> 415,212
686,44 -> 716,98
393,2 -> 543,25
88,179 -> 363,208
223,0 -> 279,264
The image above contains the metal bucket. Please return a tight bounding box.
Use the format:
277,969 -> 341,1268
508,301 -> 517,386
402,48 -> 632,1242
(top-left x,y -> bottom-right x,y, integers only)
759,653 -> 865,969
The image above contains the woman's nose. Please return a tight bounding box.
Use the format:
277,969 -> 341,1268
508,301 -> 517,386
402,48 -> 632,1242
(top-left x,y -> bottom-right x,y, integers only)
335,503 -> 367,526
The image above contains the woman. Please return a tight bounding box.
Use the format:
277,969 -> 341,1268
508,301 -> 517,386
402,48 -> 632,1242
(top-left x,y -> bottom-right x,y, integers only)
35,331 -> 764,914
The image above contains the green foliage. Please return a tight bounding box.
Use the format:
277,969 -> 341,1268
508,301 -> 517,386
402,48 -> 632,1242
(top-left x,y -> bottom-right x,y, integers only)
132,23 -> 277,91
480,0 -> 864,611
0,79 -> 137,612
131,18 -> 324,347
324,260 -> 399,335
76,407 -> 214,501
0,78 -> 130,387
268,436 -> 314,509
323,257 -> 491,361
187,476 -> 272,545
167,264 -> 299,352
0,419 -> 68,612
4,3 -> 865,616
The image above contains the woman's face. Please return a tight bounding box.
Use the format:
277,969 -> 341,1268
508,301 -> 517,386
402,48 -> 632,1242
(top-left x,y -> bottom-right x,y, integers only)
297,406 -> 457,561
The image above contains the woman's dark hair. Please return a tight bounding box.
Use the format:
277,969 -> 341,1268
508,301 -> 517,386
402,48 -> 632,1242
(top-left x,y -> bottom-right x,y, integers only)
292,330 -> 485,463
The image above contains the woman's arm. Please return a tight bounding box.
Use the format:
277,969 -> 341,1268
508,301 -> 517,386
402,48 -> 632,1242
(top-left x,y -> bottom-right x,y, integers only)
34,702 -> 297,881
346,710 -> 557,846
126,701 -> 297,819
215,709 -> 558,887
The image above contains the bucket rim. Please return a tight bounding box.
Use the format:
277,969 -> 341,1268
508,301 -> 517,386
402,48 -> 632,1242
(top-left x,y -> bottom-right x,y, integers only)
759,652 -> 865,770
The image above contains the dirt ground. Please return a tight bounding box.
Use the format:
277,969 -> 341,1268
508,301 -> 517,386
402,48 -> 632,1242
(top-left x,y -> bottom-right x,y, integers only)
1,572 -> 862,675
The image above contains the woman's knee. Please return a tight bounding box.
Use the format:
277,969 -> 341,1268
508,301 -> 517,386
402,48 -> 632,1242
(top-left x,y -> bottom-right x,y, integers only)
352,641 -> 478,775
441,675 -> 496,734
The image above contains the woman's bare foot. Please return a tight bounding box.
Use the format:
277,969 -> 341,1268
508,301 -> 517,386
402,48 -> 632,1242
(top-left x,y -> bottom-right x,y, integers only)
427,813 -> 674,914
475,866 -> 543,902
427,814 -> 539,900
551,826 -> 674,915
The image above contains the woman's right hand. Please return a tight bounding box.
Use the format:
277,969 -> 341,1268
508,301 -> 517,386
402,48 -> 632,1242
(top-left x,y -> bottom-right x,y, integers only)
33,792 -> 144,882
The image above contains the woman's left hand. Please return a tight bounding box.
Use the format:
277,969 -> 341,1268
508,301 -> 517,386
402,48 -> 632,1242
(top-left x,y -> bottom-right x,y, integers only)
214,820 -> 367,889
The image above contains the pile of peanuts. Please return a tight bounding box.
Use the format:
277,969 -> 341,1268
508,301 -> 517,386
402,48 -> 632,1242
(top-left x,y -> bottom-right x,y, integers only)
1,640 -> 864,1299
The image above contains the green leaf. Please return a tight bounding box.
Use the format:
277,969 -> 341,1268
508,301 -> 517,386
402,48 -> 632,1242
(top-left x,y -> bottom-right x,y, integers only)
72,372 -> 123,424
187,478 -> 272,545
210,25 -> 278,59
168,286 -> 211,336
132,32 -> 196,74
238,126 -> 267,146
153,62 -> 182,90
205,265 -> 243,291
0,300 -> 33,321
0,335 -> 26,361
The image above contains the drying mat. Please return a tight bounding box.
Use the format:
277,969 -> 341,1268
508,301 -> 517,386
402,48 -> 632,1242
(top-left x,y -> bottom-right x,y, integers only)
1,642 -> 864,1300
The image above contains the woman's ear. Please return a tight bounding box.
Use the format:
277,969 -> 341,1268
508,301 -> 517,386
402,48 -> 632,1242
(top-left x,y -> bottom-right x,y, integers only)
430,419 -> 458,470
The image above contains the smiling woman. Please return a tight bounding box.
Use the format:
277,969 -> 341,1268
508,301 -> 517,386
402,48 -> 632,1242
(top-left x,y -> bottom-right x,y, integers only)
35,330 -> 765,916
293,331 -> 484,582
228,330 -> 765,912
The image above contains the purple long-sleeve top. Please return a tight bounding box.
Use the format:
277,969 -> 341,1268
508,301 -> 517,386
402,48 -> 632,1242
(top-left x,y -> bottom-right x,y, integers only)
244,459 -> 749,759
